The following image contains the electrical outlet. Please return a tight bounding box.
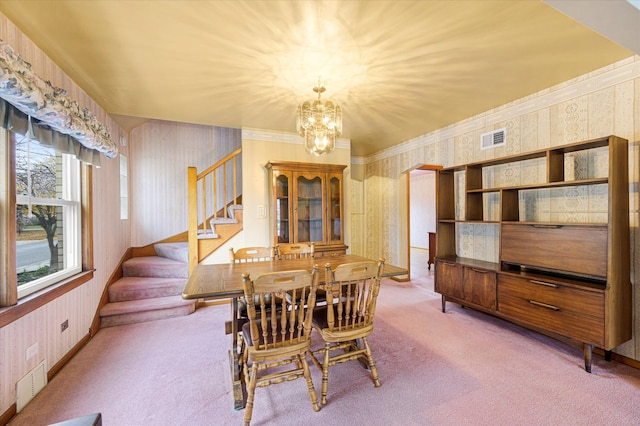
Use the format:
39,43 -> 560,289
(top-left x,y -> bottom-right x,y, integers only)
60,319 -> 68,333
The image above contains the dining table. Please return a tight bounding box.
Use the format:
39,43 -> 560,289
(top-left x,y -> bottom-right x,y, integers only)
182,253 -> 408,410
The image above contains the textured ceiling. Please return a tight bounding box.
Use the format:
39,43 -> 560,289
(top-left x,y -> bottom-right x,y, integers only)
0,1 -> 635,157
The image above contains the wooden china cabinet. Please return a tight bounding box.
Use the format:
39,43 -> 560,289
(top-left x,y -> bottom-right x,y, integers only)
266,161 -> 348,256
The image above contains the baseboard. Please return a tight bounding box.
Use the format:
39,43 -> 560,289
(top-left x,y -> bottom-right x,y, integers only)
594,348 -> 640,370
1,403 -> 16,426
48,333 -> 92,380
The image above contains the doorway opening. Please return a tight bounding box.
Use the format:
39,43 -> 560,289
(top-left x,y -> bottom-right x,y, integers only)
407,165 -> 441,286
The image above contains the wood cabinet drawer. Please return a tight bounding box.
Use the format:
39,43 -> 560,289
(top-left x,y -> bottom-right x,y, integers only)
501,224 -> 607,278
498,275 -> 604,317
497,275 -> 604,345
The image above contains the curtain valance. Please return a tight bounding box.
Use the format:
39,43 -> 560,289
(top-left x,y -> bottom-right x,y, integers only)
0,98 -> 103,165
0,38 -> 118,162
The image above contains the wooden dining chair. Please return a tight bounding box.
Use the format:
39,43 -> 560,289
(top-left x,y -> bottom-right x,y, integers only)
275,242 -> 315,260
276,242 -> 329,305
229,246 -> 276,365
229,246 -> 274,263
310,259 -> 385,405
241,267 -> 321,425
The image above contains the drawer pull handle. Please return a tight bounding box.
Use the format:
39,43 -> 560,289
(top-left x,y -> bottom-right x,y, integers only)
471,268 -> 488,274
529,300 -> 560,311
530,280 -> 559,289
531,224 -> 562,229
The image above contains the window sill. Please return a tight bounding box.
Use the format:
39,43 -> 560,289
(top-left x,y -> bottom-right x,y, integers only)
0,270 -> 94,328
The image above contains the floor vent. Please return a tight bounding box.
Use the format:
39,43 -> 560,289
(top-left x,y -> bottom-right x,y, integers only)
16,360 -> 47,412
481,128 -> 506,150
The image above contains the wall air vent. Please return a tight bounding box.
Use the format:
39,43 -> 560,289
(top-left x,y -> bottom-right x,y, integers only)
16,360 -> 47,412
480,128 -> 506,150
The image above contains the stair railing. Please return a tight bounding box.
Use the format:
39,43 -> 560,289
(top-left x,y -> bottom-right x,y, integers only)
188,147 -> 242,272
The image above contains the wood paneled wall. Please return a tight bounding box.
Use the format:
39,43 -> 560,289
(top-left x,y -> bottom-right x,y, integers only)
1,13 -> 129,416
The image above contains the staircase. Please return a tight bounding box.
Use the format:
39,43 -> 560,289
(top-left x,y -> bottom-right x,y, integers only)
188,147 -> 242,273
100,242 -> 196,328
99,148 -> 243,327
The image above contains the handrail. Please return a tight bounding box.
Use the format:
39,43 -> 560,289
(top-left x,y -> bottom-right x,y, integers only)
197,147 -> 242,179
188,147 -> 242,272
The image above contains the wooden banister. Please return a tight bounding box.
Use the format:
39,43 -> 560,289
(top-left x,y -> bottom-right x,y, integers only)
188,148 -> 242,272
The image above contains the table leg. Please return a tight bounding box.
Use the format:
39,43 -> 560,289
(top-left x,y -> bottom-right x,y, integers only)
229,297 -> 245,410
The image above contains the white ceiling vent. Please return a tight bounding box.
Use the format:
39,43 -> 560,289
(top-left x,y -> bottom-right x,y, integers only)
480,128 -> 506,150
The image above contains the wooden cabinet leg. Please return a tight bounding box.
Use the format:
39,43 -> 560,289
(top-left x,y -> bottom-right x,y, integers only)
604,350 -> 612,362
441,295 -> 446,313
583,343 -> 593,373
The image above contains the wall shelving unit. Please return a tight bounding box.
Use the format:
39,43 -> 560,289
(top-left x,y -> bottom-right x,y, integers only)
435,135 -> 631,372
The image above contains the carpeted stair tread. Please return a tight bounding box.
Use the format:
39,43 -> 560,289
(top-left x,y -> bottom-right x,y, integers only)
154,242 -> 189,263
100,296 -> 196,327
108,276 -> 187,302
208,204 -> 243,238
122,256 -> 188,278
101,295 -> 194,316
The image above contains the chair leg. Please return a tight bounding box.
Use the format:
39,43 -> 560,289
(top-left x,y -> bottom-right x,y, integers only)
362,337 -> 380,387
309,347 -> 323,372
300,354 -> 320,412
244,364 -> 258,426
321,342 -> 331,405
238,333 -> 245,368
241,347 -> 250,386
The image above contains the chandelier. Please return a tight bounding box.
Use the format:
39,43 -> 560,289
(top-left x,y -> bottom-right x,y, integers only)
296,82 -> 342,156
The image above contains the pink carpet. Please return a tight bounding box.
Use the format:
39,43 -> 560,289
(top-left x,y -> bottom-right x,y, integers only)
8,274 -> 640,425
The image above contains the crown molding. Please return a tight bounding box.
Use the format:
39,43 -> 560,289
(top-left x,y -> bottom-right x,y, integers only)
242,128 -> 350,150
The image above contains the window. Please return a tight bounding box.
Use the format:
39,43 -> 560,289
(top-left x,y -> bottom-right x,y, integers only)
14,132 -> 82,298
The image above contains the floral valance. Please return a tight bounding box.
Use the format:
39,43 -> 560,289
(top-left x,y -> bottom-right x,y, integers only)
0,38 -> 118,160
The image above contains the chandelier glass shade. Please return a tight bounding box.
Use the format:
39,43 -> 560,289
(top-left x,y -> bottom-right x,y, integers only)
296,84 -> 342,156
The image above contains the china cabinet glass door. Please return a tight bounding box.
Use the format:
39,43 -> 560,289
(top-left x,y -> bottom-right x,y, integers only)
295,174 -> 324,243
275,172 -> 292,243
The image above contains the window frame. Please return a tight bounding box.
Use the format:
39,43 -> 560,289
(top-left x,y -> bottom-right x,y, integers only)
15,141 -> 83,298
0,127 -> 94,325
